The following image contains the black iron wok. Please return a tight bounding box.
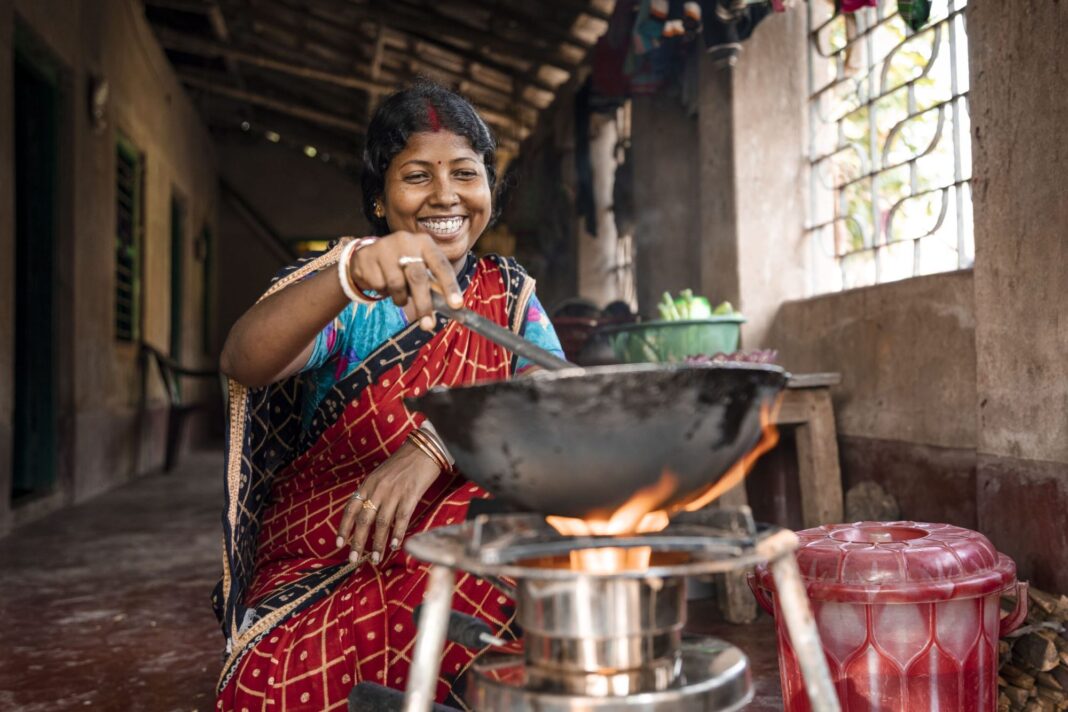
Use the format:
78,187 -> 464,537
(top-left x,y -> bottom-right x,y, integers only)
406,362 -> 788,520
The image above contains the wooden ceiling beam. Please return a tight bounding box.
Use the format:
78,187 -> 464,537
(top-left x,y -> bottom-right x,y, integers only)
254,0 -> 546,112
285,0 -> 557,96
399,0 -> 594,53
231,0 -> 375,61
545,0 -> 613,22
302,0 -> 576,75
154,26 -> 390,93
230,0 -> 542,115
378,22 -> 555,95
387,38 -> 539,114
144,0 -> 216,13
155,24 -> 531,132
178,70 -> 366,134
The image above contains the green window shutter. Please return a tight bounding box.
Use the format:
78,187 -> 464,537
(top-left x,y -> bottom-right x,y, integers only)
115,134 -> 144,342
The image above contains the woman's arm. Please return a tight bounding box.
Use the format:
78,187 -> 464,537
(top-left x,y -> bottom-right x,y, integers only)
220,267 -> 346,388
220,232 -> 464,389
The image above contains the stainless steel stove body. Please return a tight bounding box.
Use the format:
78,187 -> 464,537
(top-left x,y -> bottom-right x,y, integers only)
400,511 -> 841,712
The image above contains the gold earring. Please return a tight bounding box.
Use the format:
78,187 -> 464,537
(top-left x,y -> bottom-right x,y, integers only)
373,200 -> 385,219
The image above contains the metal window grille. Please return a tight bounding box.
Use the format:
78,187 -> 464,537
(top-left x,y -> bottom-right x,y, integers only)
115,136 -> 144,342
805,0 -> 973,294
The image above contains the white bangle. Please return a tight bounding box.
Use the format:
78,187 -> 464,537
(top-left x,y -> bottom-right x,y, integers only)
337,237 -> 377,303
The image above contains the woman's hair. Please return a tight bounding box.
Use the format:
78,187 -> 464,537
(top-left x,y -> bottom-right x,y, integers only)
361,79 -> 499,235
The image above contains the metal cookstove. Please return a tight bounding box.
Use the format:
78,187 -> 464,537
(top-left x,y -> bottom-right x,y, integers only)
400,508 -> 841,712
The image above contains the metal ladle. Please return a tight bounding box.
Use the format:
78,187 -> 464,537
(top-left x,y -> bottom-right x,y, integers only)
430,291 -> 572,371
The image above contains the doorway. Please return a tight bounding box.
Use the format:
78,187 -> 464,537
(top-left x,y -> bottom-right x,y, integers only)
12,42 -> 60,501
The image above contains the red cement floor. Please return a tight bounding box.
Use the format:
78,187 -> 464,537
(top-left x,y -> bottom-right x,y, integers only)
0,450 -> 784,711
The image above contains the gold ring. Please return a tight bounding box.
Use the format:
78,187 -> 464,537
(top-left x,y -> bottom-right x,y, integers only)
398,255 -> 426,268
362,500 -> 379,513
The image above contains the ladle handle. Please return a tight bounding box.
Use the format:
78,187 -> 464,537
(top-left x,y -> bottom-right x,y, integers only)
430,291 -> 572,372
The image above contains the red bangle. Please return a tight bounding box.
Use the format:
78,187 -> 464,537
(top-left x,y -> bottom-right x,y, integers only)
348,237 -> 387,302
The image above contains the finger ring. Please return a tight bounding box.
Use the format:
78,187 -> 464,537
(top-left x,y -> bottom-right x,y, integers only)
398,256 -> 426,268
350,491 -> 367,502
362,500 -> 379,513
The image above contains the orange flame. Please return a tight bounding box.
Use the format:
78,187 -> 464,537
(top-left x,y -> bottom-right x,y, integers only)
545,471 -> 677,538
545,473 -> 676,573
544,395 -> 783,574
677,396 -> 782,513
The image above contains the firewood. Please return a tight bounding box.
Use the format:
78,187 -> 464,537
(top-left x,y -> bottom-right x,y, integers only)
1001,586 -> 1068,710
1005,664 -> 1039,690
1052,666 -> 1068,691
1036,686 -> 1068,705
1023,697 -> 1055,712
1037,671 -> 1064,691
1029,589 -> 1058,615
1016,633 -> 1061,672
1039,629 -> 1063,643
1031,588 -> 1068,620
1006,685 -> 1035,707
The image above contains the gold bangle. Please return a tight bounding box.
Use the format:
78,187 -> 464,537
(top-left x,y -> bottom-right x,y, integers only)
410,438 -> 447,472
410,432 -> 448,472
407,430 -> 450,472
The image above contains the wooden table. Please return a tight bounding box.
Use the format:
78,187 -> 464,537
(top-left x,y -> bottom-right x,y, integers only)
776,372 -> 844,529
715,372 -> 844,623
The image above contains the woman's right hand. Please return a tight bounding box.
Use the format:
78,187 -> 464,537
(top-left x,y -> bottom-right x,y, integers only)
350,232 -> 465,330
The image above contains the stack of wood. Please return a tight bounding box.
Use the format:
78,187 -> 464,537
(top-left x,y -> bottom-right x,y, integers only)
999,587 -> 1068,711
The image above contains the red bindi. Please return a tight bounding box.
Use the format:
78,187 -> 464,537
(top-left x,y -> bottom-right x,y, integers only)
425,102 -> 442,132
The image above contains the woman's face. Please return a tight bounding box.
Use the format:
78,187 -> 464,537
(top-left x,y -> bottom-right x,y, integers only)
381,131 -> 492,269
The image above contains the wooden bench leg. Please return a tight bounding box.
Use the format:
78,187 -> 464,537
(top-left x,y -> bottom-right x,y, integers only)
794,390 -> 843,529
715,484 -> 759,624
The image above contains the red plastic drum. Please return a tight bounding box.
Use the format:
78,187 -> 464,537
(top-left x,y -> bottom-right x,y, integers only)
750,522 -> 1028,711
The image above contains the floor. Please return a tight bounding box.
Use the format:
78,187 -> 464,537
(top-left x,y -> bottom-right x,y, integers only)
0,450 -> 785,711
0,451 -> 223,712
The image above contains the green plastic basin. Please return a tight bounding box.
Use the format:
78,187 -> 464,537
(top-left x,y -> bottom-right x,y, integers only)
600,317 -> 746,364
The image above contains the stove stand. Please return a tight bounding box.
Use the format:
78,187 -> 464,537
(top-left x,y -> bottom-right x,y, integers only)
401,512 -> 840,712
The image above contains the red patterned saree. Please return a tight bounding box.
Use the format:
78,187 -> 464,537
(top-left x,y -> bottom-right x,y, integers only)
213,246 -> 535,711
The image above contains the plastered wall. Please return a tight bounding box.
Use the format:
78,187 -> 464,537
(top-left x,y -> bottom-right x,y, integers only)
0,0 -> 218,533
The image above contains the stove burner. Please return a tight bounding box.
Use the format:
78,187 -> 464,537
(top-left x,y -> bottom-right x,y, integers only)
468,638 -> 752,712
404,509 -> 770,581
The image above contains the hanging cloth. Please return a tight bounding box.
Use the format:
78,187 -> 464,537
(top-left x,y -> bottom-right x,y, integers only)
590,0 -> 638,107
699,0 -> 774,67
898,0 -> 932,30
840,0 -> 877,11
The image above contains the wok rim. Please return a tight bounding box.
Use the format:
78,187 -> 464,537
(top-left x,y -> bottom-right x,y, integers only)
411,361 -> 790,403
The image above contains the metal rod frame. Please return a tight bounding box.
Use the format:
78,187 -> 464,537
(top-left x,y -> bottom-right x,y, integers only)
403,565 -> 457,712
804,0 -> 973,292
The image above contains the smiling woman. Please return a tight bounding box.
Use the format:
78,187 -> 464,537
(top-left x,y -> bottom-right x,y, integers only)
214,80 -> 565,711
381,132 -> 491,269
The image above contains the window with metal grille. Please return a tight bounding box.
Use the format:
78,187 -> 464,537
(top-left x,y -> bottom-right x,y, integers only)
115,135 -> 144,342
805,0 -> 972,294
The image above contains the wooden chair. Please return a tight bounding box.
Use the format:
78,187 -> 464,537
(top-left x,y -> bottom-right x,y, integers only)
139,343 -> 221,472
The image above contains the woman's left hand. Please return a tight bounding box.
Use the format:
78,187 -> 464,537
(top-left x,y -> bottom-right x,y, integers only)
336,441 -> 443,566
